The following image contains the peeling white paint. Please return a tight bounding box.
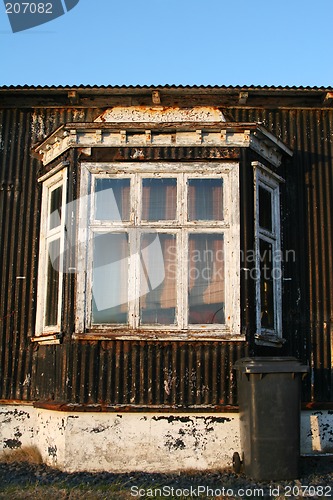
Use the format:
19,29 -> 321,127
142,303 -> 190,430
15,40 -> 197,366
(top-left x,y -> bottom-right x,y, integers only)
71,109 -> 86,122
0,405 -> 239,471
36,124 -> 286,169
31,112 -> 47,140
1,406 -> 332,472
61,412 -> 240,472
22,374 -> 31,387
95,106 -> 226,123
301,412 -> 333,454
163,380 -> 170,396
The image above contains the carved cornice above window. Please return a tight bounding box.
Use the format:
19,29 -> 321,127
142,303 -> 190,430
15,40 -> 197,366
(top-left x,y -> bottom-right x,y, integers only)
94,106 -> 227,123
33,112 -> 292,168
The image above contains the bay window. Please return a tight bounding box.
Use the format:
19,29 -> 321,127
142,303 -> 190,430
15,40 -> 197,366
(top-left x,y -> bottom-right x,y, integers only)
77,162 -> 240,339
32,117 -> 291,344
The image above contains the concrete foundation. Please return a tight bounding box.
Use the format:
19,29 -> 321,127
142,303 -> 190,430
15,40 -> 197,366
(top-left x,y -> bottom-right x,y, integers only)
0,405 -> 332,472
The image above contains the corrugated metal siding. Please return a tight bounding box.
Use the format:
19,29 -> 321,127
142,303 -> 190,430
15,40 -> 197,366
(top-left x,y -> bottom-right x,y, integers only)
34,341 -> 247,407
0,107 -> 100,401
231,107 -> 333,402
0,108 -> 36,401
1,100 -> 333,405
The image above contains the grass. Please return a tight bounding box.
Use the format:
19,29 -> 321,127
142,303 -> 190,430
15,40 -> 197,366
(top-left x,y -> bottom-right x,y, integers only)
0,482 -> 200,500
0,446 -> 43,465
4,451 -> 330,499
0,484 -> 135,499
0,450 -> 195,500
0,447 -> 237,498
0,448 -> 138,499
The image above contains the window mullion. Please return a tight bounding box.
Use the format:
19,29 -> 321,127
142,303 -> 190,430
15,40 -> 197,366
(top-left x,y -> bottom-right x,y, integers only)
176,174 -> 184,329
128,229 -> 137,328
86,227 -> 94,328
274,185 -> 282,336
180,229 -> 188,330
179,173 -> 186,225
133,174 -> 140,328
134,173 -> 140,226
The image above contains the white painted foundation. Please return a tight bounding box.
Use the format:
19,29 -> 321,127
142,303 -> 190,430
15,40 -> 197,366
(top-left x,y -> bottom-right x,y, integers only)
0,405 -> 332,472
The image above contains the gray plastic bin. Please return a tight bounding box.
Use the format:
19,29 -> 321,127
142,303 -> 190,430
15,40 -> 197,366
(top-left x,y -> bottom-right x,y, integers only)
233,357 -> 308,480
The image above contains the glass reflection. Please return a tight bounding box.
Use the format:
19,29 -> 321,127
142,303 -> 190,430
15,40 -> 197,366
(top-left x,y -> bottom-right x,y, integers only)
92,232 -> 129,324
95,178 -> 130,221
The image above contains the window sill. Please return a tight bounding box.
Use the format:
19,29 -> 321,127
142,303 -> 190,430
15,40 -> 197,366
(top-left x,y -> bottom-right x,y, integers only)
31,333 -> 63,345
33,401 -> 239,412
72,330 -> 246,342
255,333 -> 286,347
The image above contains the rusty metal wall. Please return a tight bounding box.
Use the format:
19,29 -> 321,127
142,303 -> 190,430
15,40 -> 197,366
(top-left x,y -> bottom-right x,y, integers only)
0,104 -> 247,407
231,107 -> 333,402
0,107 -> 100,401
47,341 -> 246,407
1,96 -> 333,405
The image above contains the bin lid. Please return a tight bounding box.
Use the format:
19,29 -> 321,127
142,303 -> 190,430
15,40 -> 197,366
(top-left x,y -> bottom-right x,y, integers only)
233,357 -> 309,374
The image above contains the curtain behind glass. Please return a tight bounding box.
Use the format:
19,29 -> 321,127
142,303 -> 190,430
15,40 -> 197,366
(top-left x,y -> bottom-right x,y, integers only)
142,178 -> 177,221
188,179 -> 223,221
188,233 -> 225,324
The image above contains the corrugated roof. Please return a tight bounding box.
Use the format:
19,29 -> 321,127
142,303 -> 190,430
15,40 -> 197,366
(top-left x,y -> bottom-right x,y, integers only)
0,84 -> 332,91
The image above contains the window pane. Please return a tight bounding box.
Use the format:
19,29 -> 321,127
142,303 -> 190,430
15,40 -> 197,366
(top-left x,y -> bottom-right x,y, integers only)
140,233 -> 177,325
45,238 -> 60,327
259,186 -> 272,232
188,179 -> 223,221
188,234 -> 225,324
260,238 -> 275,329
95,178 -> 130,221
49,185 -> 62,230
142,178 -> 177,221
92,233 -> 129,324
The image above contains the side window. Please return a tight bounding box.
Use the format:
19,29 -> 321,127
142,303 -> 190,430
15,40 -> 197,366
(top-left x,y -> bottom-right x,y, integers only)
255,166 -> 282,339
36,168 -> 67,334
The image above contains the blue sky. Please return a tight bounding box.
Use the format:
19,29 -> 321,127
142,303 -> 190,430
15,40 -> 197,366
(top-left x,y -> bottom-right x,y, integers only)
0,0 -> 332,87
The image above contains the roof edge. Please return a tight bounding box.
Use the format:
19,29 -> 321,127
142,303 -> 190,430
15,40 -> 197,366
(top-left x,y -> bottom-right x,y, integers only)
0,84 -> 333,92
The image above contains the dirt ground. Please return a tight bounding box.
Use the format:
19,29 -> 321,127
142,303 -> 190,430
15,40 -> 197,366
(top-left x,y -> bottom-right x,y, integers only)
0,454 -> 332,499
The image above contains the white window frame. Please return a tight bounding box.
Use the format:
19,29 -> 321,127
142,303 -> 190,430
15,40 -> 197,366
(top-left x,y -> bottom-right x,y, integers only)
254,163 -> 283,340
76,162 -> 240,340
36,166 -> 67,335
